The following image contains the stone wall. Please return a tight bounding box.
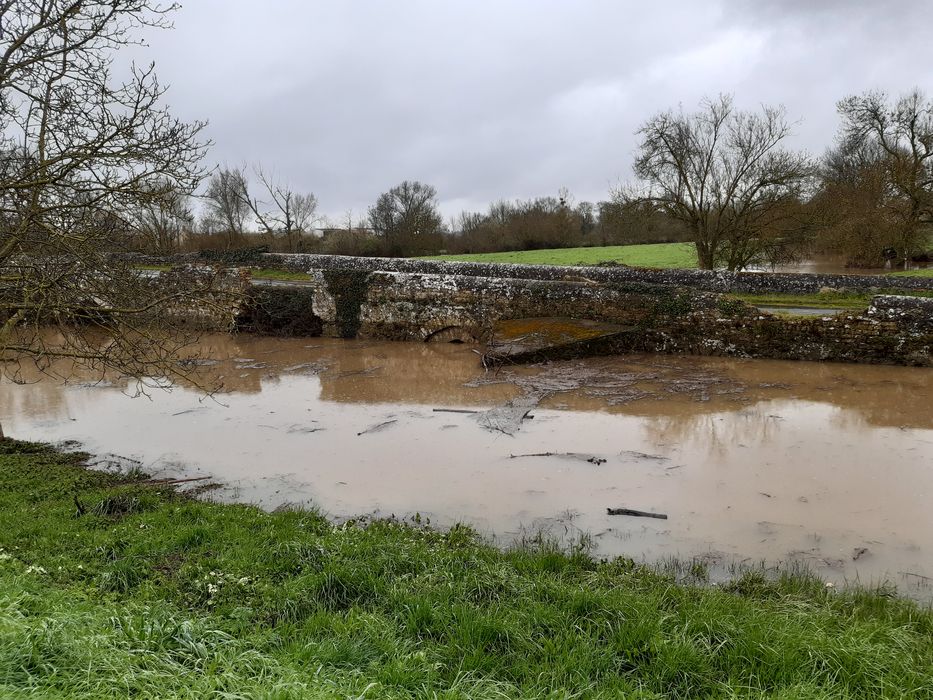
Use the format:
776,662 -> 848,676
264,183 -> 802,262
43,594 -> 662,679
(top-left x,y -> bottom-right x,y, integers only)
266,253 -> 933,295
275,263 -> 933,366
318,271 -> 725,342
216,253 -> 933,366
634,295 -> 933,366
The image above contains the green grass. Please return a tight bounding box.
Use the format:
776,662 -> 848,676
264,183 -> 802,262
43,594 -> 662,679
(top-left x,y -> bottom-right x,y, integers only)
135,265 -> 310,282
1,440 -> 931,698
730,289 -> 933,311
889,268 -> 933,278
249,267 -> 311,282
730,293 -> 873,311
425,242 -> 699,269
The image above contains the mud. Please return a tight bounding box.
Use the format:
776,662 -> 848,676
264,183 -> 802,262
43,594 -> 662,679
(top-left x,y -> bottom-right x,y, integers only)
1,334 -> 931,596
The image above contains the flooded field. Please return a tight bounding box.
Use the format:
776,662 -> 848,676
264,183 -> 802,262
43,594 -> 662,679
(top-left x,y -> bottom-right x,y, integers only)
766,255 -> 930,275
2,335 -> 931,595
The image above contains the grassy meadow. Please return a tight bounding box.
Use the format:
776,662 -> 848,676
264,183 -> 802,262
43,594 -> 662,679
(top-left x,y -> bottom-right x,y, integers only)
0,440 -> 931,698
889,268 -> 933,278
425,242 -> 933,278
424,243 -> 699,269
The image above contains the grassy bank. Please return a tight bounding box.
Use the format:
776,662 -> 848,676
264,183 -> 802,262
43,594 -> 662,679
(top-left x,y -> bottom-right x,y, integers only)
889,268 -> 933,278
729,289 -> 933,312
425,245 -> 933,280
1,441 -> 931,698
425,243 -> 699,269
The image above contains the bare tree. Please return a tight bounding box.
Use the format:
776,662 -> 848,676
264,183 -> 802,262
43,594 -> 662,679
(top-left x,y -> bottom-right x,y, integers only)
810,135 -> 898,267
128,178 -> 194,254
368,180 -> 444,255
835,90 -> 933,269
0,1 -> 239,423
628,95 -> 813,270
203,166 -> 250,249
239,167 -> 318,253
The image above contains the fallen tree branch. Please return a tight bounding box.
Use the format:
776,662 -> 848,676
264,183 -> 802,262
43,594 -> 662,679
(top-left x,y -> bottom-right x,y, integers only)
144,476 -> 212,486
899,570 -> 933,582
620,450 -> 669,461
357,419 -> 398,436
606,507 -> 668,519
510,452 -> 606,465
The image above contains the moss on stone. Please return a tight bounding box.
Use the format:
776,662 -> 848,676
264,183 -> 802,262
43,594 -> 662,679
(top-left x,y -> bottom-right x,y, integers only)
236,287 -> 323,337
323,270 -> 371,339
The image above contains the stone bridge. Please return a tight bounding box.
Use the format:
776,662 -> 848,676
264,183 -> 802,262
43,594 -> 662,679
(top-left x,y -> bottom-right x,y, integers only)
233,254 -> 933,367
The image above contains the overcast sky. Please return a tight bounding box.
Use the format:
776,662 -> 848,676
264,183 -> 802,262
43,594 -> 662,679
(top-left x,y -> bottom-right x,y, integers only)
132,1 -> 933,222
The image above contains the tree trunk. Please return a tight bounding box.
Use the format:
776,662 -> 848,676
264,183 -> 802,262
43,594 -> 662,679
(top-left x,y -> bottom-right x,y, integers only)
695,242 -> 715,270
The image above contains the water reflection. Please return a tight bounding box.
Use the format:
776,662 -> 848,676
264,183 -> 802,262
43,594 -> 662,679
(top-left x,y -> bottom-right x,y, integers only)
1,335 -> 931,596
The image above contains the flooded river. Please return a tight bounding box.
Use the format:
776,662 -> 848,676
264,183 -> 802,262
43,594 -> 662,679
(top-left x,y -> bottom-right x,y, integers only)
2,335 -> 931,595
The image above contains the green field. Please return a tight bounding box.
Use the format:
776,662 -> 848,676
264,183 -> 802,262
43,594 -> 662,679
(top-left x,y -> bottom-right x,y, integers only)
425,242 -> 699,269
889,268 -> 933,278
425,245 -> 933,280
1,440 -> 931,699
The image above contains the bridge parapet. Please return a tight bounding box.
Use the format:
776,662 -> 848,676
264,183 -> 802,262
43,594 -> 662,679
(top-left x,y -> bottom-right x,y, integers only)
231,255 -> 933,366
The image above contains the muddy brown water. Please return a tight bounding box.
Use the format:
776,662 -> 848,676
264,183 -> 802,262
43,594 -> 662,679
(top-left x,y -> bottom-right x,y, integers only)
765,256 -> 930,275
2,335 -> 932,596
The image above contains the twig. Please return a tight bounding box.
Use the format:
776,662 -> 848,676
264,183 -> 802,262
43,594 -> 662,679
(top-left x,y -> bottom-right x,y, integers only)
606,507 -> 668,520
144,476 -> 212,486
510,452 -> 606,465
357,419 -> 398,436
620,450 -> 669,461
432,408 -> 479,414
899,571 -> 933,582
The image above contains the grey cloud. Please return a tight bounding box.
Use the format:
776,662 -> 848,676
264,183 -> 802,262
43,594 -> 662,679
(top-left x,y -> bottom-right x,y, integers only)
133,0 -> 932,220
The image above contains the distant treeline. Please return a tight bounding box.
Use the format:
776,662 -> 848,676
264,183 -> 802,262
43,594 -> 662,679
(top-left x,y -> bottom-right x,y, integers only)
120,90 -> 933,271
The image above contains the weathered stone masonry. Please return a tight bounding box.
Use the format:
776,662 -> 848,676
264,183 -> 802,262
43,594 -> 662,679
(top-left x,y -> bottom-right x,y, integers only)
230,255 -> 933,367
266,253 -> 933,295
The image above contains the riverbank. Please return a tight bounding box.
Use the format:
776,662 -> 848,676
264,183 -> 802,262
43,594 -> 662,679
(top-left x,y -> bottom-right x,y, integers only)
1,440 -> 930,698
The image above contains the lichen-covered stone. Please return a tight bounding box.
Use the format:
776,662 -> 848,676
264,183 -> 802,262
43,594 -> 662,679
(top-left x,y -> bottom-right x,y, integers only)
286,261 -> 931,366
264,253 -> 933,295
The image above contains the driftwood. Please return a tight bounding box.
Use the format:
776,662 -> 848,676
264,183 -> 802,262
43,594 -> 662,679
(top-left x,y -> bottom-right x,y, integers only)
432,408 -> 480,414
510,452 -> 606,465
357,419 -> 398,436
620,450 -> 668,461
899,571 -> 933,582
471,348 -> 489,371
144,476 -> 212,486
606,507 -> 668,520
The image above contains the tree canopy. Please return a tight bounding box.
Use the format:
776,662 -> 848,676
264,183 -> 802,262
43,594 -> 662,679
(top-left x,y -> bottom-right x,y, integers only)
0,1 -> 234,386
629,95 -> 813,270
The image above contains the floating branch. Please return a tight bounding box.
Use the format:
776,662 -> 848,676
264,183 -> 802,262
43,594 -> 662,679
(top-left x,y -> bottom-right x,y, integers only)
357,419 -> 398,436
607,507 -> 668,520
510,452 -> 607,465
